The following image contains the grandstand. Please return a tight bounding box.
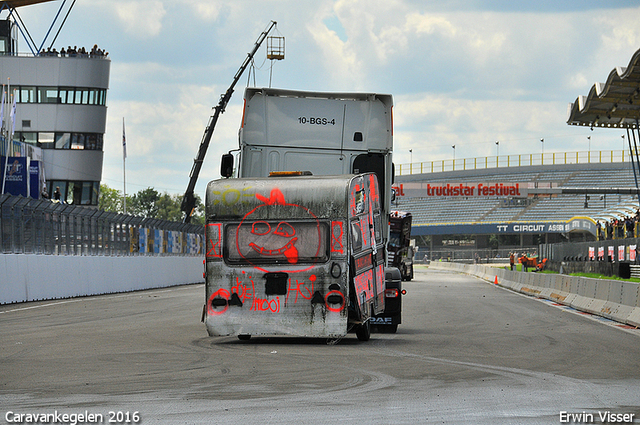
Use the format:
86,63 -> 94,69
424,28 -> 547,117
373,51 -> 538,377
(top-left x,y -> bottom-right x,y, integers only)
393,152 -> 639,259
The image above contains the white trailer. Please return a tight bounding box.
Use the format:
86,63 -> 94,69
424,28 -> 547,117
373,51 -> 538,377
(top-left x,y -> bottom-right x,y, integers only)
203,173 -> 386,341
224,87 -> 394,226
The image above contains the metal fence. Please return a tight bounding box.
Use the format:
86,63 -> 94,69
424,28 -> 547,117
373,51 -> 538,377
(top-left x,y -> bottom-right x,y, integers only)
427,246 -> 539,263
396,149 -> 630,176
0,194 -> 204,256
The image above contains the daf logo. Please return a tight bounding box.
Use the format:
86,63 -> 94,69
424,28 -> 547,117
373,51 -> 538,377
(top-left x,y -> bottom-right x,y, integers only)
372,317 -> 392,324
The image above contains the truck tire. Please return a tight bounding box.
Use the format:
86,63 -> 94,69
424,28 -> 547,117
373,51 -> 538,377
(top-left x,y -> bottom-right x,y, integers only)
356,320 -> 371,341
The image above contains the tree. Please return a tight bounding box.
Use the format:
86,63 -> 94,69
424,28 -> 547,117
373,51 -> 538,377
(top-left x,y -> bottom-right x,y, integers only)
98,184 -> 124,212
129,187 -> 160,218
156,192 -> 183,222
98,184 -> 204,225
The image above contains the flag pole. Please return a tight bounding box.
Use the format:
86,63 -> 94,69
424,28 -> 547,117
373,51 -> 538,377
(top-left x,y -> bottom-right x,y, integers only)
122,117 -> 127,214
2,78 -> 11,195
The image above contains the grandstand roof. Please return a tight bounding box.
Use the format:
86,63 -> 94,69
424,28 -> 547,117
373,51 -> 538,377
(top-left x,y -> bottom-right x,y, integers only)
567,47 -> 640,129
1,0 -> 55,7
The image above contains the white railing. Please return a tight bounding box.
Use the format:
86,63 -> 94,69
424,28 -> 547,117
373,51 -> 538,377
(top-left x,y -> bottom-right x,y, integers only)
396,150 -> 631,176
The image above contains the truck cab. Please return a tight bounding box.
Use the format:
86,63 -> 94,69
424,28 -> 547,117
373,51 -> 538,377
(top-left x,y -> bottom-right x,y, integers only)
230,88 -> 394,236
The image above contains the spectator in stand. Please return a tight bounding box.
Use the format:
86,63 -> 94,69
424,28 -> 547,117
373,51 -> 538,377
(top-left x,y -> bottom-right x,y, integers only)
617,218 -> 624,239
626,216 -> 634,239
606,220 -> 613,240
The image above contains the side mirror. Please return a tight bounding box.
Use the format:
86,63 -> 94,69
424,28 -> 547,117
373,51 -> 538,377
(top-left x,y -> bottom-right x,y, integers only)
220,153 -> 234,178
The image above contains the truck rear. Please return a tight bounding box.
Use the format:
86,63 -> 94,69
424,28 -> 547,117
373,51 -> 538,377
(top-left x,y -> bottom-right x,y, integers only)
203,173 -> 386,341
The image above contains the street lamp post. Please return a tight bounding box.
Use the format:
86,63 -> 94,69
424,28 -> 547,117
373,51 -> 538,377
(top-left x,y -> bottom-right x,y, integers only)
452,145 -> 456,170
409,149 -> 413,173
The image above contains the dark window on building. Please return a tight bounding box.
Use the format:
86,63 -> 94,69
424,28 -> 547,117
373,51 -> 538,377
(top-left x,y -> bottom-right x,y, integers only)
37,132 -> 53,148
38,87 -> 58,103
55,132 -> 71,149
71,133 -> 85,149
18,86 -> 36,103
46,180 -> 99,206
16,132 -> 37,146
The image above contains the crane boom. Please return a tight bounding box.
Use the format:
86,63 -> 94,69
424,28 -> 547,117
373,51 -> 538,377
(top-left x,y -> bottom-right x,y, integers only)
181,20 -> 278,223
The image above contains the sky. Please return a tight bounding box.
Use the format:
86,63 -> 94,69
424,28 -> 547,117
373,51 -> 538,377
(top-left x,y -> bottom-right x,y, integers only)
10,0 -> 640,198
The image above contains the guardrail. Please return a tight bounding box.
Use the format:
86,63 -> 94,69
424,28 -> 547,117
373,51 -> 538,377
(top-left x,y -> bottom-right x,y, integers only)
430,261 -> 640,327
0,194 -> 204,256
396,150 -> 630,176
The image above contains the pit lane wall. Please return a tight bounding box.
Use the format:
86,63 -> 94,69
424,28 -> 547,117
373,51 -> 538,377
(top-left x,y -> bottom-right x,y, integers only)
429,261 -> 640,327
0,255 -> 205,304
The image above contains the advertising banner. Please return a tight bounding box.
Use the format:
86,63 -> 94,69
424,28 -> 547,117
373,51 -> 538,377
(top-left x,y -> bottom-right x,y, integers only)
139,228 -> 147,253
3,156 -> 29,197
413,217 -> 597,236
618,245 -> 625,262
29,160 -> 40,199
154,229 -> 162,254
391,181 -> 550,199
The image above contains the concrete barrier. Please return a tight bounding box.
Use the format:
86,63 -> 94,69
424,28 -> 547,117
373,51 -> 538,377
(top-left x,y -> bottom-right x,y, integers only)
1,254 -> 205,304
429,261 -> 640,328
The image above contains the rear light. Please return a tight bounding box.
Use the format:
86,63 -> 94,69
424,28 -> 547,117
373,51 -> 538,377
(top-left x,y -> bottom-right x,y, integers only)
385,288 -> 406,298
206,223 -> 223,259
268,171 -> 313,177
385,288 -> 399,298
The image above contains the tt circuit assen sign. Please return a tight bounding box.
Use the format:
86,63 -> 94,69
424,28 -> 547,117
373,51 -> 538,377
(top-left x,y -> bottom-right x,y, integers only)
411,217 -> 597,236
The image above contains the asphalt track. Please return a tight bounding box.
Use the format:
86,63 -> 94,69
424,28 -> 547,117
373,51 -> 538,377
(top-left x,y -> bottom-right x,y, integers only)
1,267 -> 640,424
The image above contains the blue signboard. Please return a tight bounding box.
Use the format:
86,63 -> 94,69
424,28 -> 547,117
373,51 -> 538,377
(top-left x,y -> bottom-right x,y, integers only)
3,156 -> 28,197
29,160 -> 40,199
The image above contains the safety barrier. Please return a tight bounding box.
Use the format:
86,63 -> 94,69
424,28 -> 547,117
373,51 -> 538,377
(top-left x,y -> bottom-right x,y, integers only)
429,261 -> 640,327
0,254 -> 204,304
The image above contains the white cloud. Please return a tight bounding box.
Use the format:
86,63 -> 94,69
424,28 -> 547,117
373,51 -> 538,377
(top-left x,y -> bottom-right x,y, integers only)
393,92 -> 576,165
405,12 -> 456,37
113,1 -> 166,38
183,0 -> 222,22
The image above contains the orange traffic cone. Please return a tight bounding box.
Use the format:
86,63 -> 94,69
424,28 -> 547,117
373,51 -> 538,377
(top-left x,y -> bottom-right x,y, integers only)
494,276 -> 498,285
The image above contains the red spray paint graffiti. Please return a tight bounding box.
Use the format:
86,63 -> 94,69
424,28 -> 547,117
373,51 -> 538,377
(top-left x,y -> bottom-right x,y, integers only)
234,187 -> 323,274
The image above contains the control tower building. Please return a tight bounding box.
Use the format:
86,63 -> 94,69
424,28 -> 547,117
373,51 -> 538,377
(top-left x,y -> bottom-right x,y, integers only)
0,0 -> 110,205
